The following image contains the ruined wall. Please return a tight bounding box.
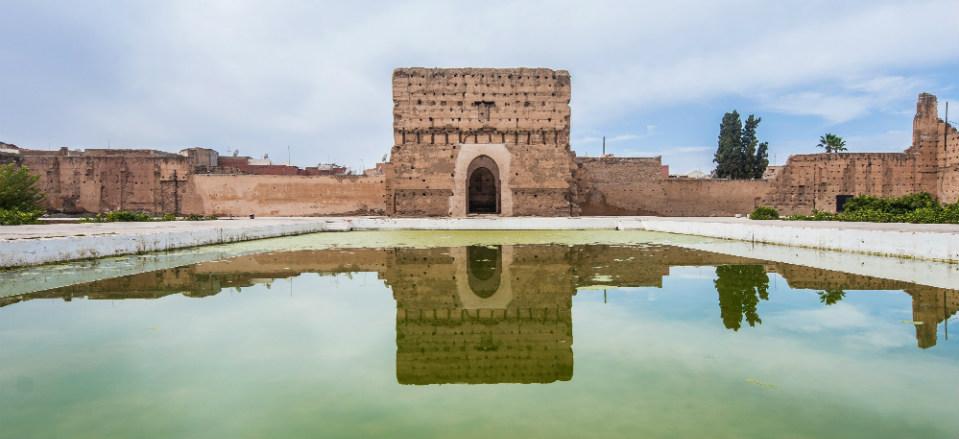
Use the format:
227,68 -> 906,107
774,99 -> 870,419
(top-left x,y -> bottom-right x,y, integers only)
761,153 -> 919,214
940,121 -> 959,203
661,179 -> 771,216
575,157 -> 666,215
574,156 -> 770,216
21,149 -> 191,214
181,174 -> 386,216
388,67 -> 577,216
921,93 -> 959,203
576,93 -> 958,216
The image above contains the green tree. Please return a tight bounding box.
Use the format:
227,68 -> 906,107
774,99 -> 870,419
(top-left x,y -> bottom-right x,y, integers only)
0,164 -> 44,211
713,111 -> 770,179
817,289 -> 846,305
817,133 -> 847,153
714,265 -> 770,331
714,111 -> 743,179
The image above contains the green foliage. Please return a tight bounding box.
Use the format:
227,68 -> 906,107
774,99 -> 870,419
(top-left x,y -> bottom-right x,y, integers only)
817,133 -> 847,153
818,289 -> 846,305
80,211 -> 217,223
841,192 -> 937,215
0,208 -> 44,225
184,214 -> 217,221
714,111 -> 743,178
749,206 -> 780,220
714,265 -> 769,331
785,193 -> 959,224
82,210 -> 154,223
0,164 -> 45,211
713,111 -> 769,179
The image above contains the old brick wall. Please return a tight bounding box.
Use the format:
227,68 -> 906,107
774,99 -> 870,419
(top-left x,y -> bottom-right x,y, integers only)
935,112 -> 959,203
761,153 -> 919,214
574,156 -> 666,215
661,179 -> 771,216
939,122 -> 959,203
388,67 -> 577,216
909,93 -> 942,198
181,174 -> 386,216
21,149 -> 191,214
574,156 -> 769,216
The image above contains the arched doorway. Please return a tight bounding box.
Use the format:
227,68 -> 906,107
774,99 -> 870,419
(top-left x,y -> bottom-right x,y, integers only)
467,245 -> 501,298
467,156 -> 500,214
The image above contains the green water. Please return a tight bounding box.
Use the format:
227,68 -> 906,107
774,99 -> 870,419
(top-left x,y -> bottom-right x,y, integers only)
1,242 -> 957,438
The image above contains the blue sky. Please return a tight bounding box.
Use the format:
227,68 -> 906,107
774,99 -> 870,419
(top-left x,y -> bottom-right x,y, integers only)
1,0 -> 957,174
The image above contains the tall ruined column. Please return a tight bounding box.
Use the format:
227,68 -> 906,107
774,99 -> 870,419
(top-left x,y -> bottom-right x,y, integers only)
910,93 -> 942,197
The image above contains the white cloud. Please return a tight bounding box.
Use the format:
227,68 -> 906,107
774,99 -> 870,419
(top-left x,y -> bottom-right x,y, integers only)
845,130 -> 912,152
621,146 -> 712,156
1,0 -> 957,169
759,76 -> 928,123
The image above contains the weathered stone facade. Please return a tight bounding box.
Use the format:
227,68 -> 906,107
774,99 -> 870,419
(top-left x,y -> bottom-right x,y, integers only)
387,68 -> 577,216
757,94 -> 959,214
20,148 -> 192,214
8,68 -> 958,217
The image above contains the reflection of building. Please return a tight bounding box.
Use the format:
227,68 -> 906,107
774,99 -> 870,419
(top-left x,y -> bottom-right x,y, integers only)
388,246 -> 574,384
15,68 -> 956,217
3,244 -> 958,363
772,264 -> 959,348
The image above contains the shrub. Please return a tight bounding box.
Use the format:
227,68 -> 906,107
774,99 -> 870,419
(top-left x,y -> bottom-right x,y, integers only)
0,164 -> 46,225
0,164 -> 45,211
842,192 -> 937,215
82,210 -> 154,223
160,213 -> 177,221
184,214 -> 217,221
0,208 -> 44,225
784,193 -> 959,224
749,206 -> 780,220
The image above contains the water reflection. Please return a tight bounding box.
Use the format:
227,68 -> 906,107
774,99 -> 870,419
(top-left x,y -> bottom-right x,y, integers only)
392,245 -> 573,384
715,265 -> 769,331
2,244 -> 958,382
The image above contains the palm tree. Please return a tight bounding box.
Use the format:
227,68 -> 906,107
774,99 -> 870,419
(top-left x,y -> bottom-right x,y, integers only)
817,133 -> 847,153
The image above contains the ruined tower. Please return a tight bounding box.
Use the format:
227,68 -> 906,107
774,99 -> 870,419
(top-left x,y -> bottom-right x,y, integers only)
386,68 -> 578,216
907,93 -> 959,203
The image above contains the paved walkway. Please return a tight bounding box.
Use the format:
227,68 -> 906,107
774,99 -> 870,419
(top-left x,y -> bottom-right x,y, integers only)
0,218 -> 335,268
640,217 -> 959,263
2,216 -> 957,267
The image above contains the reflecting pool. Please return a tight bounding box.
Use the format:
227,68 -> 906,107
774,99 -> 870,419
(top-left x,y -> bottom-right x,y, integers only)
1,243 -> 957,438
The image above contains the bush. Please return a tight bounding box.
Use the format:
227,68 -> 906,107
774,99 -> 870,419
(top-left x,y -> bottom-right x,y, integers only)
0,208 -> 44,225
784,193 -> 959,224
160,213 -> 177,221
0,164 -> 45,212
842,192 -> 937,215
183,214 -> 217,221
749,206 -> 780,220
0,164 -> 46,225
82,210 -> 154,223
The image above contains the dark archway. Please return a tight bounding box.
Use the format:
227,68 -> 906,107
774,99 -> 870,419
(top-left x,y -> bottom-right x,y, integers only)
467,245 -> 501,298
467,156 -> 500,214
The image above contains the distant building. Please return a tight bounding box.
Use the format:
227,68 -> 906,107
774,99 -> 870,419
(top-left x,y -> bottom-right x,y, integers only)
762,165 -> 783,180
8,68 -> 958,217
0,142 -> 22,165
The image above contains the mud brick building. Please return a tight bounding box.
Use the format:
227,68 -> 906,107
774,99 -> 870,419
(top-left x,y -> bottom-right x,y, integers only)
9,68 -> 959,217
387,68 -> 577,216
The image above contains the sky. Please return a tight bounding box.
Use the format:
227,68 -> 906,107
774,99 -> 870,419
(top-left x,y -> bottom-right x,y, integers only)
1,0 -> 957,174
